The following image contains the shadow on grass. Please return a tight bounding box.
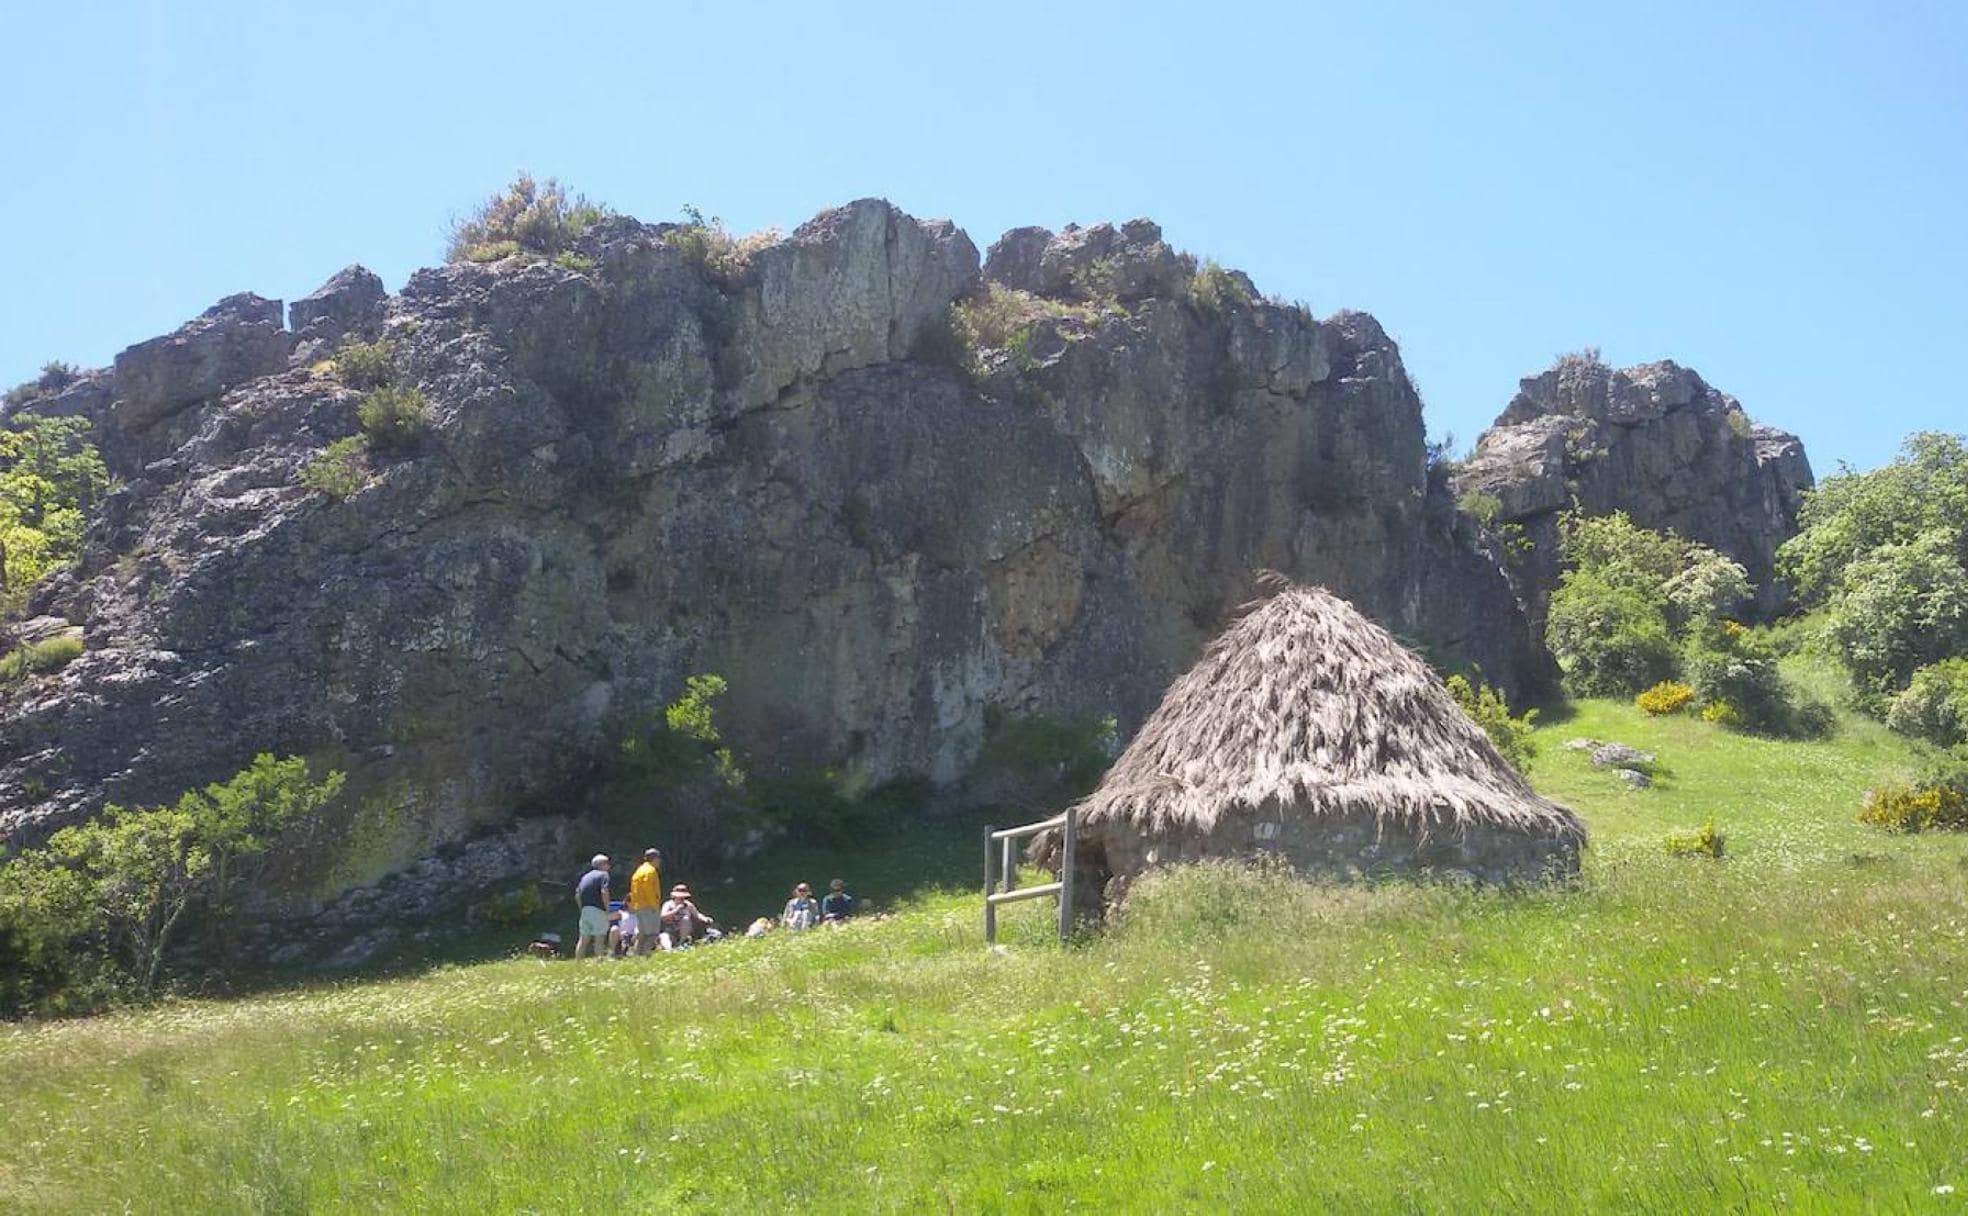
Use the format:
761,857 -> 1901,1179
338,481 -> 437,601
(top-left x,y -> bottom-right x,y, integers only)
330,804 -> 1015,985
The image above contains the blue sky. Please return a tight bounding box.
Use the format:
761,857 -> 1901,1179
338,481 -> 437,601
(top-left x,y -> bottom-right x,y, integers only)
1,1 -> 1961,471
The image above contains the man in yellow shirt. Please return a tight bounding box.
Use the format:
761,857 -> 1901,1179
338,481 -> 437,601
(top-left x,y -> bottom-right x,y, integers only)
627,848 -> 663,956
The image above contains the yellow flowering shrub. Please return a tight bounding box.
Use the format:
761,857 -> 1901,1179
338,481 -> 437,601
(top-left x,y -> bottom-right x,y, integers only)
1635,681 -> 1696,716
1699,699 -> 1745,728
1859,783 -> 1968,833
1664,820 -> 1725,858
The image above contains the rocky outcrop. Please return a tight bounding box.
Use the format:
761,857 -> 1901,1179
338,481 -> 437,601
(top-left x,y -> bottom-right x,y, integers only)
1454,355 -> 1813,620
111,294 -> 291,431
0,199 -> 1549,938
288,265 -> 387,356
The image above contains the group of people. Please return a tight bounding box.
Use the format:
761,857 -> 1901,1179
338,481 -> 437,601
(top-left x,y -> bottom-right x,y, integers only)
569,848 -> 854,959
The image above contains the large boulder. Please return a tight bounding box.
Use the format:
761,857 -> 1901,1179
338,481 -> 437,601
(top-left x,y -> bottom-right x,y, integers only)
1455,355 -> 1813,620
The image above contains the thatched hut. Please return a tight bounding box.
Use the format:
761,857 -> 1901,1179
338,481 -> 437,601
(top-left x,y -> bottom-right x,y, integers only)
1045,580 -> 1584,906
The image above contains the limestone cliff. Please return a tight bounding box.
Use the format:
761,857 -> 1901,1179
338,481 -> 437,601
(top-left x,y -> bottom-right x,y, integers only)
0,200 -> 1545,920
1453,354 -> 1813,624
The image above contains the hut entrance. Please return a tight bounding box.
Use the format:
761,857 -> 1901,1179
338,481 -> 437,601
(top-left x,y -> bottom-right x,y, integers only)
983,808 -> 1078,944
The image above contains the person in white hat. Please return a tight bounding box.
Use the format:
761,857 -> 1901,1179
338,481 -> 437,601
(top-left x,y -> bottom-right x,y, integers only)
573,854 -> 612,959
658,883 -> 714,949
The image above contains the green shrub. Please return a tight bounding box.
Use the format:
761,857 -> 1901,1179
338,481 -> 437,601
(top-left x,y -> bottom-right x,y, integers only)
1068,255 -> 1121,304
974,708 -> 1118,803
663,205 -> 779,284
751,769 -> 933,847
471,882 -> 547,929
461,239 -> 522,264
1779,431 -> 1968,604
1779,433 -> 1968,700
1635,681 -> 1695,716
1886,658 -> 1968,746
1185,259 -> 1253,314
331,338 -> 394,390
1445,674 -> 1538,773
945,284 -> 1093,378
1821,529 -> 1968,693
301,436 -> 370,500
357,385 -> 430,452
446,173 -> 608,263
2,361 -> 78,410
1457,490 -> 1503,527
0,634 -> 83,682
0,755 -> 344,1009
1664,820 -> 1726,858
1545,571 -> 1677,696
1683,625 -> 1830,737
553,252 -> 595,274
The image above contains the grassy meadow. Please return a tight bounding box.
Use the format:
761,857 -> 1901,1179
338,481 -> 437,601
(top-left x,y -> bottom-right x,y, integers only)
4,688 -> 1968,1212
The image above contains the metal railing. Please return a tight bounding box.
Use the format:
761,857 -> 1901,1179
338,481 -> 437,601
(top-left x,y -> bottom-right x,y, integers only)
983,806 -> 1075,944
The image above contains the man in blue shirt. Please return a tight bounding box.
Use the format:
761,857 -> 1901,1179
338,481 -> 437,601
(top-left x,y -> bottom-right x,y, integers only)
574,854 -> 612,959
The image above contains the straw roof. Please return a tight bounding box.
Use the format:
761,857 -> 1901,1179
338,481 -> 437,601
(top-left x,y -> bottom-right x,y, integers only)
1070,579 -> 1583,841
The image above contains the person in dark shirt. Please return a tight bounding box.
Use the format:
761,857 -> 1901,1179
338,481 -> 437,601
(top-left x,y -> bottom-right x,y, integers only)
574,854 -> 612,959
821,878 -> 854,924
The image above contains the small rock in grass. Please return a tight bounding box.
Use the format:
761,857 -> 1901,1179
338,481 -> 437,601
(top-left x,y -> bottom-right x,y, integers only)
1563,738 -> 1599,752
1590,742 -> 1655,769
1616,768 -> 1652,789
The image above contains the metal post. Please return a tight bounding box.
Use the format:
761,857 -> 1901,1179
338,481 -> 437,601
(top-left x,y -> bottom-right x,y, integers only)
1057,806 -> 1077,943
983,826 -> 998,944
1001,836 -> 1017,893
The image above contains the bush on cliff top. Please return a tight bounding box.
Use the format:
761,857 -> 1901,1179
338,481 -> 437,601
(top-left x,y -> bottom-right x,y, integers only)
663,205 -> 780,284
446,173 -> 608,264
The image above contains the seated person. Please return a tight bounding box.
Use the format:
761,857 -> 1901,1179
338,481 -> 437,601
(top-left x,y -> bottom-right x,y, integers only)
781,882 -> 819,930
658,884 -> 715,948
821,878 -> 855,923
606,901 -> 629,956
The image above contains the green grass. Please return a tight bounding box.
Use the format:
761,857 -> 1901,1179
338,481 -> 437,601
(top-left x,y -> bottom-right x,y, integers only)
6,685 -> 1968,1211
0,634 -> 83,682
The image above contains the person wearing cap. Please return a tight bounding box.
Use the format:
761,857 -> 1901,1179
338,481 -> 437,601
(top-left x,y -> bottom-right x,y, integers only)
657,884 -> 714,949
627,848 -> 663,956
574,854 -> 612,959
781,882 -> 819,931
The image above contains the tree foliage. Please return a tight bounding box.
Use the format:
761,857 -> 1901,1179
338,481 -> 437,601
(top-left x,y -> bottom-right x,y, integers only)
1887,657 -> 1968,748
1544,511 -> 1816,734
0,414 -> 111,601
1780,432 -> 1968,605
0,756 -> 344,1013
1778,432 -> 1968,698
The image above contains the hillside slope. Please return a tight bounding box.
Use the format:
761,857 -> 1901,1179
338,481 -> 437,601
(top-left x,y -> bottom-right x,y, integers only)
4,694 -> 1962,1212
